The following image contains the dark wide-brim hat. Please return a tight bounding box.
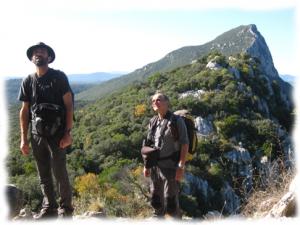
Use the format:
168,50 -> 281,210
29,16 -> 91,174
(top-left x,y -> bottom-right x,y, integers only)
26,42 -> 55,63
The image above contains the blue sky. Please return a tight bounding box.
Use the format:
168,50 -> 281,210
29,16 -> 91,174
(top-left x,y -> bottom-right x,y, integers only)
101,9 -> 297,63
0,0 -> 298,77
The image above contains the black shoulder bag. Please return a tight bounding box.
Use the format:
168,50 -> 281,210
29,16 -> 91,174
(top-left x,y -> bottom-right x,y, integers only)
30,74 -> 66,137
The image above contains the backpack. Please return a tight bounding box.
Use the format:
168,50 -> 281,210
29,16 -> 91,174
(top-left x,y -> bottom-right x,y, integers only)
145,110 -> 198,162
173,110 -> 198,161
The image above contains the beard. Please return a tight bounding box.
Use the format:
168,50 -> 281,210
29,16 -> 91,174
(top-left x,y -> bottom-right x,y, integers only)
33,57 -> 48,67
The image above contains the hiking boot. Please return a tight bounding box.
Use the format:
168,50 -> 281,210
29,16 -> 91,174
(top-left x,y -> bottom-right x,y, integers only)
33,208 -> 57,220
165,213 -> 182,220
58,208 -> 73,219
152,210 -> 165,219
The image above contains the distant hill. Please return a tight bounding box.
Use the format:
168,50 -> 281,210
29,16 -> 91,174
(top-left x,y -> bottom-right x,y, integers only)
4,72 -> 123,105
5,79 -> 22,105
280,74 -> 296,85
68,72 -> 124,84
76,24 -> 291,102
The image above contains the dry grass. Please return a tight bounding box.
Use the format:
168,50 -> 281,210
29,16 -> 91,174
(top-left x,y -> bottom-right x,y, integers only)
240,161 -> 295,218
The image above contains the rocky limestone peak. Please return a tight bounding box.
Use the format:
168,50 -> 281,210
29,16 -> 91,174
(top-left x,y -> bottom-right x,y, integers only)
210,24 -> 279,79
77,24 -> 291,101
165,24 -> 283,82
245,24 -> 279,79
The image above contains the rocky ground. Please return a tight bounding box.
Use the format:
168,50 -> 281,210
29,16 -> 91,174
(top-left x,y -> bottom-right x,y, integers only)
9,175 -> 297,222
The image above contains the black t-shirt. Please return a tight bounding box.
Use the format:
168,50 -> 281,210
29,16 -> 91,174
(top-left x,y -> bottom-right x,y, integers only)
18,68 -> 71,108
18,68 -> 72,135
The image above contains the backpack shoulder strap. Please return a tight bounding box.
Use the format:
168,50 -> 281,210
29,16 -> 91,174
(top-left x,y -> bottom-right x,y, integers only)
148,115 -> 157,135
48,69 -> 76,121
156,111 -> 174,147
144,115 -> 159,145
149,115 -> 159,130
54,69 -> 76,121
169,113 -> 179,140
30,73 -> 37,108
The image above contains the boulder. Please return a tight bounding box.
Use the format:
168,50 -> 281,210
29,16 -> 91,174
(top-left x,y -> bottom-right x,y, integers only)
219,182 -> 241,215
182,173 -> 240,216
6,184 -> 24,219
206,61 -> 222,70
204,210 -> 223,220
182,173 -> 216,212
267,186 -> 296,217
179,89 -> 206,99
13,206 -> 33,220
195,116 -> 214,136
73,211 -> 106,220
224,145 -> 253,195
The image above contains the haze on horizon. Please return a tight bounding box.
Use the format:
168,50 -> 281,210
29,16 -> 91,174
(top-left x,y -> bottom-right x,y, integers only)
0,0 -> 298,78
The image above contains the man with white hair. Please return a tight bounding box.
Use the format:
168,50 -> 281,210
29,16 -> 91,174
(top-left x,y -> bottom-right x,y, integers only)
142,91 -> 189,218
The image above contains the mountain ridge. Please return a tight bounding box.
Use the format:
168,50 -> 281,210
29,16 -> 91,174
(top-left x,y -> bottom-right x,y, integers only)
76,24 -> 290,101
5,72 -> 122,105
68,72 -> 124,83
280,74 -> 296,85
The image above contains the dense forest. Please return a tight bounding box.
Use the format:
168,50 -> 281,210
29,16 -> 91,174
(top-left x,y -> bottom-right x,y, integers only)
6,51 -> 294,218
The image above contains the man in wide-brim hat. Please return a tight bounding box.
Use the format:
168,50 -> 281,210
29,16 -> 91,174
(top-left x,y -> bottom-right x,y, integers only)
18,42 -> 74,219
26,42 -> 56,65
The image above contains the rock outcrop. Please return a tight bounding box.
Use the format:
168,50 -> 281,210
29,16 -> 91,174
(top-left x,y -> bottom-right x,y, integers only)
267,176 -> 297,218
182,173 -> 241,215
73,211 -> 107,219
206,61 -> 222,70
245,25 -> 278,79
195,116 -> 214,136
224,145 -> 253,195
6,184 -> 24,219
179,89 -> 206,99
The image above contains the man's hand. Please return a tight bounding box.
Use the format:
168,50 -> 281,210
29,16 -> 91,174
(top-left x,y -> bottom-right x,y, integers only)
175,167 -> 185,181
59,133 -> 72,149
62,92 -> 73,149
143,167 -> 151,177
20,102 -> 30,156
20,139 -> 30,156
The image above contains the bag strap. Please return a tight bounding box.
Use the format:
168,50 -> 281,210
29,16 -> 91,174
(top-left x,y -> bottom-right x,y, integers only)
154,111 -> 173,149
149,115 -> 159,135
30,73 -> 38,114
170,114 -> 179,140
147,111 -> 177,148
157,116 -> 169,148
29,72 -> 75,121
157,113 -> 181,163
